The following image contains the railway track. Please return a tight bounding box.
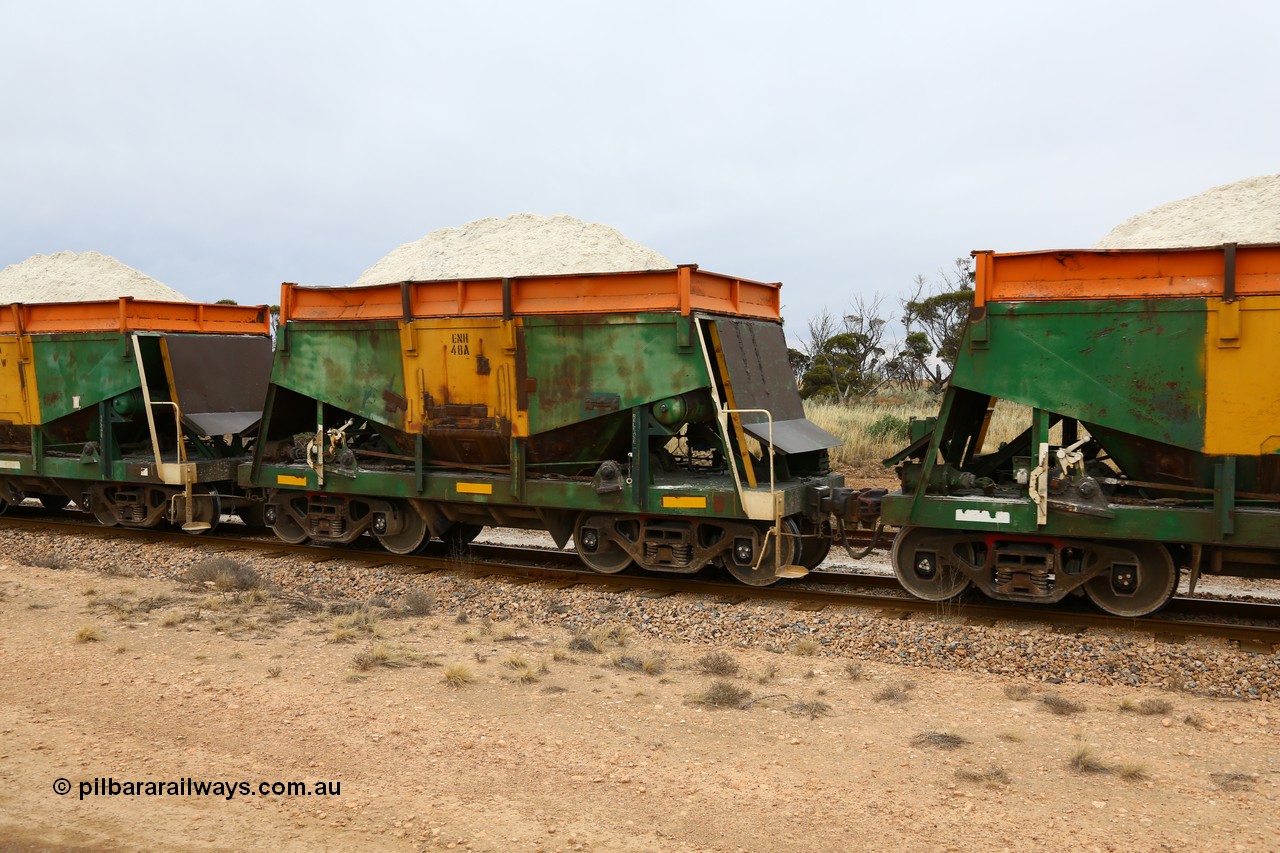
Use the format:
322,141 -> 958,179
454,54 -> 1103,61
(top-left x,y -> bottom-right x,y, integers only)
2,512 -> 1278,652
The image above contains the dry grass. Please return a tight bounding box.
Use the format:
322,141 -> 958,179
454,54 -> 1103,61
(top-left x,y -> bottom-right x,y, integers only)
266,665 -> 282,678
1040,694 -> 1085,716
843,662 -> 865,681
160,611 -> 191,628
1209,772 -> 1256,792
791,639 -> 820,657
788,700 -> 833,720
695,650 -> 740,677
1003,684 -> 1033,701
1118,763 -> 1150,782
75,625 -> 102,643
22,551 -> 71,570
568,632 -> 603,653
955,766 -> 1010,786
1119,697 -> 1173,716
612,652 -> 667,675
753,664 -> 779,684
1069,744 -> 1110,774
694,680 -> 752,709
184,557 -> 264,592
804,394 -> 1028,470
351,643 -> 412,672
330,607 -> 382,642
399,589 -> 435,616
503,652 -> 530,670
872,682 -> 913,704
997,731 -> 1024,743
441,664 -> 475,689
912,731 -> 968,750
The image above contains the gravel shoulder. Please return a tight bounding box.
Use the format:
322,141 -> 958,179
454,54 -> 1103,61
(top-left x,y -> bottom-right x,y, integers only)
1,531 -> 1278,852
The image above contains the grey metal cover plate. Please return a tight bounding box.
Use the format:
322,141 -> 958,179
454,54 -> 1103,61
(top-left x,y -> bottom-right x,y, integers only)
163,334 -> 272,437
742,417 -> 842,455
711,318 -> 841,454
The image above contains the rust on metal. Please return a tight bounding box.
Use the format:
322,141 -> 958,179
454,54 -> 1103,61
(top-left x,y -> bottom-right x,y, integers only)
279,265 -> 783,323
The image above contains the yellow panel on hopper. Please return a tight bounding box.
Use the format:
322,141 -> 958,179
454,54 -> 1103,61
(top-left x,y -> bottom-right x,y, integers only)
1204,295 -> 1280,456
0,336 -> 38,425
400,318 -> 528,438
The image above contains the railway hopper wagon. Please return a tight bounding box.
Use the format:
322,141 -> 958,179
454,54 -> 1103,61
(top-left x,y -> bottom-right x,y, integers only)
881,244 -> 1280,616
0,299 -> 273,531
249,266 -> 869,584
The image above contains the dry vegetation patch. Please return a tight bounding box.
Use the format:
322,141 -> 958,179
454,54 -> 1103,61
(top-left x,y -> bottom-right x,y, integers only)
911,731 -> 969,750
693,680 -> 753,709
1040,694 -> 1085,716
1120,697 -> 1173,716
695,650 -> 740,677
955,766 -> 1011,786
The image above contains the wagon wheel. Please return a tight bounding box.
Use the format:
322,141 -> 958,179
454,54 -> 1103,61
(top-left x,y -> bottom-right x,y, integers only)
88,488 -> 119,527
443,522 -> 484,548
269,499 -> 309,544
574,514 -> 634,574
890,526 -> 971,601
726,519 -> 800,587
376,502 -> 431,555
1083,541 -> 1178,617
238,501 -> 268,530
796,518 -> 833,570
171,485 -> 221,534
36,493 -> 71,511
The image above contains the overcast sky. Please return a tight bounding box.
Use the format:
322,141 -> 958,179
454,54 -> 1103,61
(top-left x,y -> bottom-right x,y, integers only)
3,1 -> 1278,340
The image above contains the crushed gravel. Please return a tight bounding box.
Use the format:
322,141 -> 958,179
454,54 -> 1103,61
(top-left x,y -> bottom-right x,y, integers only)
5,525 -> 1277,701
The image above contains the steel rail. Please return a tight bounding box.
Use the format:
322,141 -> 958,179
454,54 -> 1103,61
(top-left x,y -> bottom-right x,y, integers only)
2,513 -> 1277,649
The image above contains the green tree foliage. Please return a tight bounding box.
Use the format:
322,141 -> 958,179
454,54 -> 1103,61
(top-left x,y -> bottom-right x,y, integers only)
787,347 -> 811,385
902,257 -> 975,389
799,297 -> 887,401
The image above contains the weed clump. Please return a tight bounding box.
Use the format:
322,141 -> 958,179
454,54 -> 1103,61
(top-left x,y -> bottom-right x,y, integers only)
1040,694 -> 1085,716
401,590 -> 435,616
695,650 -> 740,677
1119,697 -> 1172,716
1118,763 -> 1149,782
1003,684 -> 1033,701
442,664 -> 475,689
1069,744 -> 1110,774
872,682 -> 913,704
788,700 -> 833,720
185,557 -> 263,591
568,633 -> 603,653
24,552 -> 71,570
955,766 -> 1010,786
912,731 -> 969,750
612,652 -> 667,675
866,413 -> 910,443
1210,772 -> 1256,792
791,639 -> 820,657
694,680 -> 752,709
75,625 -> 102,643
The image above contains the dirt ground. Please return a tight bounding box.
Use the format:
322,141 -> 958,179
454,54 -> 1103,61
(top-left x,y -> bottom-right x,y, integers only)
1,559 -> 1277,853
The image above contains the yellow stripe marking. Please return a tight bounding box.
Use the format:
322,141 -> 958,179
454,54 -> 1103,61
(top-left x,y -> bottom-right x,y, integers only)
662,496 -> 707,509
456,482 -> 493,495
276,474 -> 308,486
